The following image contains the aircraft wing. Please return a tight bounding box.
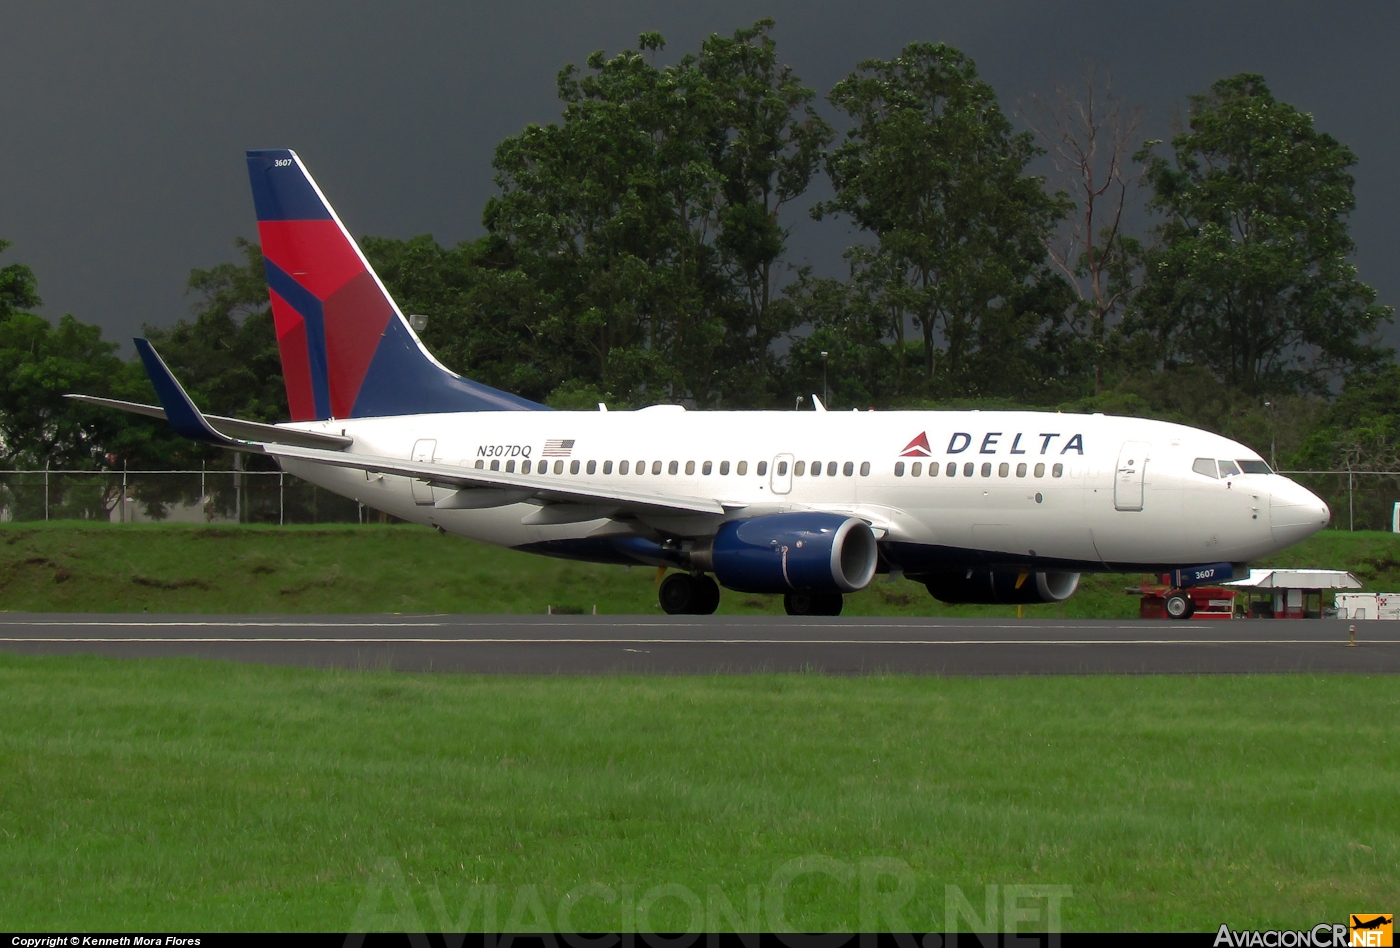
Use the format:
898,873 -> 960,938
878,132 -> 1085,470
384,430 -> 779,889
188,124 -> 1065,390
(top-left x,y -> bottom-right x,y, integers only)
264,442 -> 730,517
65,394 -> 352,450
85,338 -> 731,520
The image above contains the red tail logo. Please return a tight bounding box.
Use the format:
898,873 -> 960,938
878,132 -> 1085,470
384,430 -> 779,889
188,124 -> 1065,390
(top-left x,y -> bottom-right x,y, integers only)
900,432 -> 933,457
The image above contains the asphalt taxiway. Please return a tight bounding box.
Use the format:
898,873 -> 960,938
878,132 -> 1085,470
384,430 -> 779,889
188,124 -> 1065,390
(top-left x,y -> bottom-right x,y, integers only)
0,613 -> 1396,674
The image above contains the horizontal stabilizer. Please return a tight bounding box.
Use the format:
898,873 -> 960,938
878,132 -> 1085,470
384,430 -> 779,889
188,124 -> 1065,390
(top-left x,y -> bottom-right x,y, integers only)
65,395 -> 353,450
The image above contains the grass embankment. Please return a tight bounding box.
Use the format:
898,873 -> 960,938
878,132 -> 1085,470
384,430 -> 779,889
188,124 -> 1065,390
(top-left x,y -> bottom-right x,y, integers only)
2,522 -> 1398,616
0,657 -> 1393,931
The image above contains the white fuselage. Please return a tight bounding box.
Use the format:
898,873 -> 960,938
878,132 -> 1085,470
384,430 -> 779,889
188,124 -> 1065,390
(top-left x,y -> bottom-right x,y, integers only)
276,406 -> 1330,572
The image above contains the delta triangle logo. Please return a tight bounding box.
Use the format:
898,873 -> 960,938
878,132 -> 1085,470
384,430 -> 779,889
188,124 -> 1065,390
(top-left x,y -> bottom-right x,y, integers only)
900,432 -> 933,457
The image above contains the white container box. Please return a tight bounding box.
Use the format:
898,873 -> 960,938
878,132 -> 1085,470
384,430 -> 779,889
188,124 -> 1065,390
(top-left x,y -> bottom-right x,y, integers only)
1335,592 -> 1400,619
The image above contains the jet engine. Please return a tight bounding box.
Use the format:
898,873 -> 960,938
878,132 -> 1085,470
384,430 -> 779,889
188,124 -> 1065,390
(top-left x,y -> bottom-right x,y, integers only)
690,513 -> 878,594
923,569 -> 1080,605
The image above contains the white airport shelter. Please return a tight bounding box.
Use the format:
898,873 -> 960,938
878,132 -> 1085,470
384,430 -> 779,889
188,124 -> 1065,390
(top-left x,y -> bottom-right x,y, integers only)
1225,569 -> 1363,619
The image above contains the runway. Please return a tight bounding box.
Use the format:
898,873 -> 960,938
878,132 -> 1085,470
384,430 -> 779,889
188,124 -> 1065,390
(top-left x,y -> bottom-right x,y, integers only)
0,613 -> 1396,674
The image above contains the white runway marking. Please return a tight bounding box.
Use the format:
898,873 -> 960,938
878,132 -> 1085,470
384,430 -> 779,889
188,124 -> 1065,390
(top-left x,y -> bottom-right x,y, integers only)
0,636 -> 1391,646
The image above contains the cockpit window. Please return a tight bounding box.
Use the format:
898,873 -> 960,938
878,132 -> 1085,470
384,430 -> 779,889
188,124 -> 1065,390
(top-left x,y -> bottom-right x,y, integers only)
1217,460 -> 1242,477
1237,459 -> 1271,474
1192,458 -> 1218,478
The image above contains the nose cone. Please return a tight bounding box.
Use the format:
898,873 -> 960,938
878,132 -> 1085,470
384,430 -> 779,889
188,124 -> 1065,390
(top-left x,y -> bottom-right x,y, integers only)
1270,478 -> 1331,547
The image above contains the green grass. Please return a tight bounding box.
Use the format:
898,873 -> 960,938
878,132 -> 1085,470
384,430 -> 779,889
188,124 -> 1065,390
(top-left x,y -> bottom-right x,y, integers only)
4,522 -> 1400,616
0,657 -> 1393,931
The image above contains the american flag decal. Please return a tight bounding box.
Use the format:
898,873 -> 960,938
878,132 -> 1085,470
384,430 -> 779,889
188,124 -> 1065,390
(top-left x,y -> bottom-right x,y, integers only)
542,439 -> 575,457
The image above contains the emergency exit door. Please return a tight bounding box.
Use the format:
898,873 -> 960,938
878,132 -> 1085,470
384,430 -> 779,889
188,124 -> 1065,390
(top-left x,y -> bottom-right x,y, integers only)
770,454 -> 794,495
1114,441 -> 1149,511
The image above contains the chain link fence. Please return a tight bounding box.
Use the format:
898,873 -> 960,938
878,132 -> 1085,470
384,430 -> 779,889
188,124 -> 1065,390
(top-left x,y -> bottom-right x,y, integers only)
3,467 -> 1397,531
0,469 -> 375,524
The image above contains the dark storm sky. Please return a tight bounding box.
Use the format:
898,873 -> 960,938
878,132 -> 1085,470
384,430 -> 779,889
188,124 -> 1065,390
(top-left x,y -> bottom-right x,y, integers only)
2,1 -> 1396,351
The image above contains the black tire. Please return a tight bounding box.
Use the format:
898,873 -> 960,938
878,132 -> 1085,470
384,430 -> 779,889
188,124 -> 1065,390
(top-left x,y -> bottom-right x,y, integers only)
658,573 -> 696,615
784,591 -> 844,616
692,575 -> 721,615
1164,591 -> 1194,620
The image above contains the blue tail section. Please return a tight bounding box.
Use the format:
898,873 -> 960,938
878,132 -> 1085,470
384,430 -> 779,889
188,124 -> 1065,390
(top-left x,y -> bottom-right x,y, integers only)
246,148 -> 547,419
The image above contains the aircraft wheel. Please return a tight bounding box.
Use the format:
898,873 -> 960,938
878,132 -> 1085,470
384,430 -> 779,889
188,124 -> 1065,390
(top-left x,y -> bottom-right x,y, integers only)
691,575 -> 721,615
1164,591 -> 1195,620
784,591 -> 844,616
659,573 -> 697,615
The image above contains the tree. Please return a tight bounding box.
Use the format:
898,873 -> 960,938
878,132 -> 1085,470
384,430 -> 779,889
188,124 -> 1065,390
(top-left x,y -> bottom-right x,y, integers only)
0,240 -> 132,472
1023,68 -> 1144,393
484,20 -> 829,406
819,43 -> 1070,392
1133,73 -> 1392,395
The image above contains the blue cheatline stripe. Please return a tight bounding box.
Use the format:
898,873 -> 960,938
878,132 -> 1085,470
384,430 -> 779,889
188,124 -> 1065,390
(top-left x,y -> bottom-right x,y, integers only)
262,257 -> 331,420
246,150 -> 333,222
350,316 -> 549,417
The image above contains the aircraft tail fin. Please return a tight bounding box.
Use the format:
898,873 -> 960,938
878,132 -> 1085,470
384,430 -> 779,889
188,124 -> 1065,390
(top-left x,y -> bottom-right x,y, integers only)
245,149 -> 545,421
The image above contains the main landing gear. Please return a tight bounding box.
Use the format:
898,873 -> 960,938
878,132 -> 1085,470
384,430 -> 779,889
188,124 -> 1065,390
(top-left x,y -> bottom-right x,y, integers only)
659,573 -> 721,615
783,591 -> 844,616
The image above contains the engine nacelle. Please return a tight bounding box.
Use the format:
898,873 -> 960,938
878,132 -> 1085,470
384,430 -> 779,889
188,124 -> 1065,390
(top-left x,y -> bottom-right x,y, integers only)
923,569 -> 1080,605
690,513 -> 878,595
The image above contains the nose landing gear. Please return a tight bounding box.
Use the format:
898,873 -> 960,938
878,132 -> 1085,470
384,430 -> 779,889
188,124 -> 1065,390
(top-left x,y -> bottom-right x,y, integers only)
658,573 -> 721,615
1163,590 -> 1195,620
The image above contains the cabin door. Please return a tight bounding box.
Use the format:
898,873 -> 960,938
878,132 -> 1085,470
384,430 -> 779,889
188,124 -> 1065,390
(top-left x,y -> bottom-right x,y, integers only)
1114,441 -> 1150,511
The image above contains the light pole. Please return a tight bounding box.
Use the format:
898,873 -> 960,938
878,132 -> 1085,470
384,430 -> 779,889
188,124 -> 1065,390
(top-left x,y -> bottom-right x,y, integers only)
1264,400 -> 1276,470
820,351 -> 829,407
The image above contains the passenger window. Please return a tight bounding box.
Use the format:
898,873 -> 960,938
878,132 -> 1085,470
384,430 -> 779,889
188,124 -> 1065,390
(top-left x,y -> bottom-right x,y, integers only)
603,460 -> 612,474
570,460 -> 580,474
619,460 -> 629,475
998,462 -> 1009,477
794,461 -> 806,476
911,462 -> 923,477
554,460 -> 564,474
946,462 -> 956,477
1193,458 -> 1218,478
636,460 -> 645,475
826,462 -> 837,477
702,461 -> 712,475
927,462 -> 937,477
490,460 -> 500,471
506,460 -> 516,473
720,461 -> 730,475
1218,460 -> 1241,477
474,459 -> 484,470
1052,463 -> 1063,478
963,462 -> 974,477
652,460 -> 663,475
843,461 -> 854,477
758,461 -> 768,476
737,461 -> 748,475
685,461 -> 695,475
981,462 -> 992,477
1016,462 -> 1027,477
894,462 -> 905,476
668,461 -> 679,475
777,461 -> 788,476
1034,463 -> 1045,477
811,461 -> 821,476
522,460 -> 532,474
859,462 -> 870,476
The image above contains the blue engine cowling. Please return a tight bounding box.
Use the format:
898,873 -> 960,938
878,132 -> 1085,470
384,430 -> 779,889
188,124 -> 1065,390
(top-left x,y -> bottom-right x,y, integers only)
691,513 -> 879,594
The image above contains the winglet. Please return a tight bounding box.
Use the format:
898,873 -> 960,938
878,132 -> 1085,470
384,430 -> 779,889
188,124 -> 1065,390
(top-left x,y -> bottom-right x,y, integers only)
133,338 -> 259,451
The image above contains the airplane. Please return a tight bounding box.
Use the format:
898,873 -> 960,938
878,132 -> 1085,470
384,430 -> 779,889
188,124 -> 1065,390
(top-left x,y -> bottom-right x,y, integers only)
71,149 -> 1333,618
